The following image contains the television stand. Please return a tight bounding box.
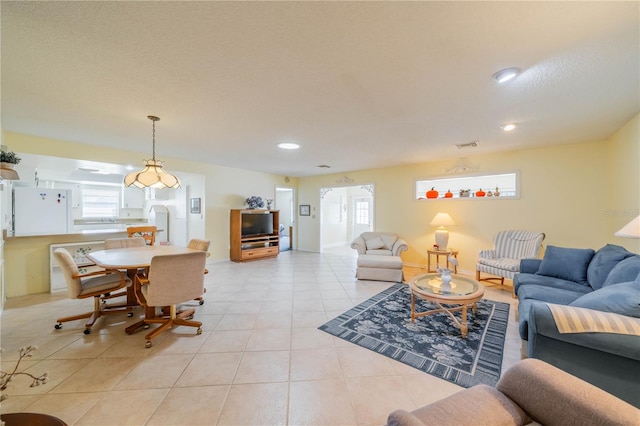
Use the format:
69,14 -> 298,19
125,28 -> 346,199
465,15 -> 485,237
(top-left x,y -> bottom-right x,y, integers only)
230,209 -> 280,262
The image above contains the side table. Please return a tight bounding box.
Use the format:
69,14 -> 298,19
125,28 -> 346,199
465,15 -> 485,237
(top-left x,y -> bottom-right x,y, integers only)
427,249 -> 459,273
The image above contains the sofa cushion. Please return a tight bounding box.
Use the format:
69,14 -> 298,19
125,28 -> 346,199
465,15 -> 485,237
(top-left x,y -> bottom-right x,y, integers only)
518,284 -> 587,305
365,236 -> 387,250
602,255 -> 640,287
587,244 -> 634,290
477,257 -> 520,272
536,246 -> 595,285
570,281 -> 640,318
381,234 -> 398,250
514,273 -> 593,296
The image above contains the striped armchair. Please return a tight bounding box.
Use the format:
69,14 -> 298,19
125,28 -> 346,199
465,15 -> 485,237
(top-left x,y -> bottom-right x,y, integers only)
476,230 -> 545,294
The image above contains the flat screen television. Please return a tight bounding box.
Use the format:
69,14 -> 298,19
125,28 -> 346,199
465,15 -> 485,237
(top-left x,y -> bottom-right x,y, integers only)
242,212 -> 274,237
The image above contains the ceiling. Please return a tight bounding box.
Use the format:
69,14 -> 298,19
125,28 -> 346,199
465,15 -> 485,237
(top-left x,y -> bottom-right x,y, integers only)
2,1 -> 639,178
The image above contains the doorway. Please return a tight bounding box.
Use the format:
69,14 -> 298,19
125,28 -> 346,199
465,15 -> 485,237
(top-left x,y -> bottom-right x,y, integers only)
320,184 -> 374,253
275,186 -> 295,251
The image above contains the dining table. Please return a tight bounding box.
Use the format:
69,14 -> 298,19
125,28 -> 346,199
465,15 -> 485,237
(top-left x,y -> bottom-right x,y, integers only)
87,245 -> 200,334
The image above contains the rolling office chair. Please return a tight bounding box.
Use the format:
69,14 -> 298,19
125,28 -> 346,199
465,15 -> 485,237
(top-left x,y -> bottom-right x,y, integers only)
132,251 -> 207,348
53,248 -> 132,334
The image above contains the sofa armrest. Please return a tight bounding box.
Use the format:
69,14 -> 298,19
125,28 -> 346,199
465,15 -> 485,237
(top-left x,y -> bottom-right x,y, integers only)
387,385 -> 528,426
392,239 -> 408,256
497,358 -> 639,425
520,258 -> 541,274
527,302 -> 640,361
351,237 -> 366,255
478,249 -> 496,259
527,302 -> 640,407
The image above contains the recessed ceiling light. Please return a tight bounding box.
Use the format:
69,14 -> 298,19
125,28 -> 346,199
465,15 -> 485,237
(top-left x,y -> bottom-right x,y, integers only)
493,67 -> 521,83
501,123 -> 518,132
277,142 -> 300,150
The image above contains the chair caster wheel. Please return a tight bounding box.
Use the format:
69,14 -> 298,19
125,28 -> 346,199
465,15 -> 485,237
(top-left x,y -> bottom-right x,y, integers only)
196,328 -> 202,335
199,300 -> 204,305
127,312 -> 134,317
55,324 -> 62,330
84,329 -> 91,335
145,341 -> 152,348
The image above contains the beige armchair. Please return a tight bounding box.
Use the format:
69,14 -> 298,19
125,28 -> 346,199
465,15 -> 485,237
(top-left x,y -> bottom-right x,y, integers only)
351,232 -> 408,257
351,232 -> 408,282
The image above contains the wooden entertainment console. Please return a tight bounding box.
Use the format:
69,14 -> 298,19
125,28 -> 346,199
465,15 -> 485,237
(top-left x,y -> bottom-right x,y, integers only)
230,209 -> 280,262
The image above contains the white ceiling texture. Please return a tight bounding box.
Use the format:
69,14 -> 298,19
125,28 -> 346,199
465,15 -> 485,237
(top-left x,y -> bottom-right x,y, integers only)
2,1 -> 639,179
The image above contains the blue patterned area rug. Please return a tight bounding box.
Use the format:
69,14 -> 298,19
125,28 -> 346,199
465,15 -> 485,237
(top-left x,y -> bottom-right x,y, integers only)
319,283 -> 510,388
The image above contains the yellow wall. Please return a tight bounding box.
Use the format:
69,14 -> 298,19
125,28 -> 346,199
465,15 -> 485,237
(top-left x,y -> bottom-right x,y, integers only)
3,132 -> 298,296
297,113 -> 640,271
607,115 -> 640,253
2,113 -> 638,295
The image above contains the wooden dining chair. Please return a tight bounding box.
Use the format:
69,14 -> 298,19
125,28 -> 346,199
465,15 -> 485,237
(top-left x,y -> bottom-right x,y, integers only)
53,248 -> 132,334
104,237 -> 147,250
187,238 -> 210,304
133,251 -> 207,348
126,226 -> 157,246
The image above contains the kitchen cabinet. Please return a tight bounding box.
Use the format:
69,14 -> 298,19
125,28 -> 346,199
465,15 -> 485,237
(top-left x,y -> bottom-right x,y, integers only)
123,186 -> 145,209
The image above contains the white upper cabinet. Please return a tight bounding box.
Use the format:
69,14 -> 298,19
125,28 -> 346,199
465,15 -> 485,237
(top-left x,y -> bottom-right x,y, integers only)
123,186 -> 145,209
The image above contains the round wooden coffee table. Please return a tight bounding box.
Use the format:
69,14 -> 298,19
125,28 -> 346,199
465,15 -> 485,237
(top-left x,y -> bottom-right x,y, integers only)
408,273 -> 485,338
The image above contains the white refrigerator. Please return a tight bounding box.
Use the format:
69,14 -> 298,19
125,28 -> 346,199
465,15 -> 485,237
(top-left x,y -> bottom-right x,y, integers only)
13,187 -> 73,235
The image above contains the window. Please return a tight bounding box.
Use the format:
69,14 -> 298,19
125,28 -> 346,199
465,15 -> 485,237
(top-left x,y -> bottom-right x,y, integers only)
415,172 -> 518,200
355,201 -> 370,224
81,188 -> 120,218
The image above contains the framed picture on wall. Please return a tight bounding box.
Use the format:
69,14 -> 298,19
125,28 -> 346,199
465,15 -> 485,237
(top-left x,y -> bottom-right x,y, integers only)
299,204 -> 310,216
190,198 -> 201,214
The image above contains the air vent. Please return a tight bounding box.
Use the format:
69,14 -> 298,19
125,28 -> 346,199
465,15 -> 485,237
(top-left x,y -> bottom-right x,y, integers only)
317,165 -> 331,168
455,140 -> 479,149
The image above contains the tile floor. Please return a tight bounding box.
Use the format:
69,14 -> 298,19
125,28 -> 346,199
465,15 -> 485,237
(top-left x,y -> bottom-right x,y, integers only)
0,249 -> 523,425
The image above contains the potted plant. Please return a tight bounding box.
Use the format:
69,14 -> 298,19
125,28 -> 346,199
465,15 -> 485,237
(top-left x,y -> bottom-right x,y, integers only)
0,150 -> 21,166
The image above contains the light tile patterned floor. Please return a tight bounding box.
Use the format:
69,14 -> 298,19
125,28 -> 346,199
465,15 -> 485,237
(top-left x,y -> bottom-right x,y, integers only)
0,249 -> 523,425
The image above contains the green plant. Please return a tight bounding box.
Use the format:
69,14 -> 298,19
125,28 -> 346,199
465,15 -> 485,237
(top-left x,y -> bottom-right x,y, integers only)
0,346 -> 49,401
0,150 -> 21,165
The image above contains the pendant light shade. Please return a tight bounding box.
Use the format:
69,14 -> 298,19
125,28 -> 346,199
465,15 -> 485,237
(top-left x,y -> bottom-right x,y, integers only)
124,116 -> 180,190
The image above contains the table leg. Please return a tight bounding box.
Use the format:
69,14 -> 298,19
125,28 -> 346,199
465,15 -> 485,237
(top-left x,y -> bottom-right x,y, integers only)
411,292 -> 416,322
461,303 -> 468,338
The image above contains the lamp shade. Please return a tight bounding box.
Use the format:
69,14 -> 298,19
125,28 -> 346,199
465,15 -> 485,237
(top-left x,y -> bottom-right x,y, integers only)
124,116 -> 181,190
430,213 -> 456,227
615,216 -> 640,239
124,160 -> 180,189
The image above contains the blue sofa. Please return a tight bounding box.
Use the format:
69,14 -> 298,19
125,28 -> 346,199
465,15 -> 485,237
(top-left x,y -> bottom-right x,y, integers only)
514,244 -> 640,407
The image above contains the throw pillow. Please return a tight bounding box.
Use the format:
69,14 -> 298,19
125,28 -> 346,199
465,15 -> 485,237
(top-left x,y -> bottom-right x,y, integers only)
602,255 -> 640,287
380,234 -> 398,251
587,244 -> 633,290
365,237 -> 387,250
536,245 -> 595,285
570,281 -> 640,318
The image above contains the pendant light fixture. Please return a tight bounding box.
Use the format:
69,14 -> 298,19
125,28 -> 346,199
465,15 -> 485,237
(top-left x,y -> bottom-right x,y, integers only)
124,116 -> 180,189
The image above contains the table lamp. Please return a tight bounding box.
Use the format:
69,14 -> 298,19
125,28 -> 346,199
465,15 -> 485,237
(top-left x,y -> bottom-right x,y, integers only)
430,212 -> 456,250
615,215 -> 640,238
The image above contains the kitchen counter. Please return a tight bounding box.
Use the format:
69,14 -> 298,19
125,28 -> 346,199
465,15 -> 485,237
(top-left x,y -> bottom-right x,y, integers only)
5,229 -> 129,239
